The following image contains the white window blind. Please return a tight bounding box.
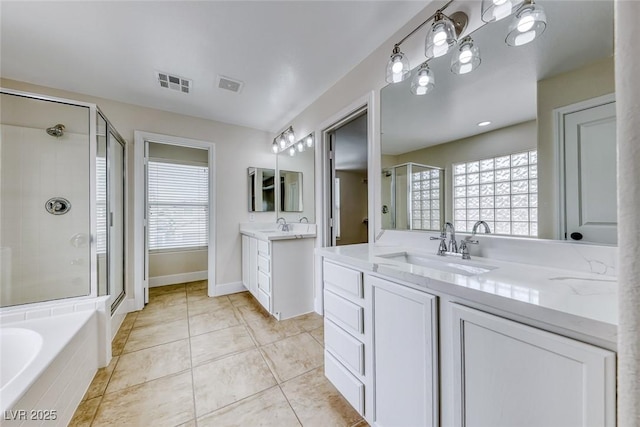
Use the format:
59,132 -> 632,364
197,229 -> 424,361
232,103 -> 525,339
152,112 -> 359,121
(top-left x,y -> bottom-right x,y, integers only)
148,161 -> 209,250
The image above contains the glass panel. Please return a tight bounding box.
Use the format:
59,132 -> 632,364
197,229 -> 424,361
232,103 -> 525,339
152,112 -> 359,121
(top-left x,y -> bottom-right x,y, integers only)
97,114 -> 108,297
109,133 -> 126,310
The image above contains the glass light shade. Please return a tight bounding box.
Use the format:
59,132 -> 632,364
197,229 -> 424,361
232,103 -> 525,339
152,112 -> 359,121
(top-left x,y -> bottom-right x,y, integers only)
305,135 -> 313,147
410,63 -> 435,96
287,129 -> 295,143
278,135 -> 286,149
425,14 -> 457,59
296,141 -> 304,152
481,0 -> 524,23
506,2 -> 547,46
288,147 -> 296,156
272,141 -> 279,153
385,48 -> 410,83
451,37 -> 481,75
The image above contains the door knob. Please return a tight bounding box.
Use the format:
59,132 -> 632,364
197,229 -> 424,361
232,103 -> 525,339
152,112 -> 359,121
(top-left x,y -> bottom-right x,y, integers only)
570,232 -> 583,241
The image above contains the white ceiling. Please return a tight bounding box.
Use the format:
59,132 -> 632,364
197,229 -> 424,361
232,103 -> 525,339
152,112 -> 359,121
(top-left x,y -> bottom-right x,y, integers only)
0,1 -> 428,133
381,0 -> 614,155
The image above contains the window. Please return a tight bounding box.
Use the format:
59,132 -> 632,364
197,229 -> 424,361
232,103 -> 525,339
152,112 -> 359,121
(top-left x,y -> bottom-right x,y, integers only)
148,160 -> 209,250
410,166 -> 443,231
96,156 -> 107,254
453,150 -> 538,237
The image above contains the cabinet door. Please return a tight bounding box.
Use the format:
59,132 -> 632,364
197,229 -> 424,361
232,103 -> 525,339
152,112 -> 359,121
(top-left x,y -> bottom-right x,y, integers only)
451,304 -> 616,427
241,235 -> 250,288
371,276 -> 438,427
248,237 -> 258,297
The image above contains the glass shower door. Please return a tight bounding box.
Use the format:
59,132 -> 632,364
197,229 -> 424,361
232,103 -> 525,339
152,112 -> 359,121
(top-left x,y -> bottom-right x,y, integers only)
109,131 -> 125,311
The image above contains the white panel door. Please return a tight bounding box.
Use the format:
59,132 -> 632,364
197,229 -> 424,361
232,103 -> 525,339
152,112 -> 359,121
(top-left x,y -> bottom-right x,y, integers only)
371,276 -> 438,427
451,304 -> 616,427
564,101 -> 617,244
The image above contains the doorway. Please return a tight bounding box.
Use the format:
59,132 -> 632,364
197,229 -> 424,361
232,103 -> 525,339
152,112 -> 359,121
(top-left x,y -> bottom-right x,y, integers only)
134,132 -> 216,309
326,111 -> 369,246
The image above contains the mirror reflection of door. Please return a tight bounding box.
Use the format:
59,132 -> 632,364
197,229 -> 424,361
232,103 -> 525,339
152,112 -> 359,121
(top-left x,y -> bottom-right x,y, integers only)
328,112 -> 368,246
563,99 -> 617,244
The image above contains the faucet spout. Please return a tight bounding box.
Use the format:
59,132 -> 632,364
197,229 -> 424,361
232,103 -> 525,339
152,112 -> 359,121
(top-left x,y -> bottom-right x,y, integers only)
443,222 -> 458,253
276,217 -> 289,231
472,220 -> 491,236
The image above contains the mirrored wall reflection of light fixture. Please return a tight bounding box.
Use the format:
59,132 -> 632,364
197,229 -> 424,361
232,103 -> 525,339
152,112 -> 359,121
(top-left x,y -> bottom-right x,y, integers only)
385,44 -> 411,83
273,126 -> 296,154
305,135 -> 313,148
296,140 -> 304,152
481,0 -> 524,23
288,146 -> 296,156
410,62 -> 435,95
506,0 -> 547,47
451,36 -> 481,75
272,141 -> 279,153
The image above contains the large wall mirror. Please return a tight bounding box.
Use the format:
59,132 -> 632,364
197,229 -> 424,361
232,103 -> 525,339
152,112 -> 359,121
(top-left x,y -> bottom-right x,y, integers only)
380,0 -> 615,244
276,135 -> 315,221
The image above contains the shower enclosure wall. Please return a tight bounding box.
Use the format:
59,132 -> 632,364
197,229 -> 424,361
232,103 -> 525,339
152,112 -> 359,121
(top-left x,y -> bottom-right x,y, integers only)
381,162 -> 445,231
0,89 -> 125,312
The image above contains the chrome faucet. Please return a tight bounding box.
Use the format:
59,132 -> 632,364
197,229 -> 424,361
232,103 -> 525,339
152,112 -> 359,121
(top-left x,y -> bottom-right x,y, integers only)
472,220 -> 491,236
276,217 -> 290,232
459,221 -> 491,260
299,217 -> 308,223
443,222 -> 458,254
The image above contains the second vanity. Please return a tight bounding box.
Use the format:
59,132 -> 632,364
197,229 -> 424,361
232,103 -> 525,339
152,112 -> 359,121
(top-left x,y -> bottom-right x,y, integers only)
318,239 -> 617,427
240,223 -> 316,319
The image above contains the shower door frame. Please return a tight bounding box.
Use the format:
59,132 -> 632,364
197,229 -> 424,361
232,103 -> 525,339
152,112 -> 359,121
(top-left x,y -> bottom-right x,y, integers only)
0,88 -> 99,304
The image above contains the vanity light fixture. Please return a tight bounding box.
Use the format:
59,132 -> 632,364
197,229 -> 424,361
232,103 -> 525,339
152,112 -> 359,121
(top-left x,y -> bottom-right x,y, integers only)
272,140 -> 279,153
451,36 -> 481,75
273,126 -> 296,154
385,44 -> 411,83
296,140 -> 305,152
410,62 -> 436,95
481,0 -> 525,23
425,10 -> 466,59
506,0 -> 547,47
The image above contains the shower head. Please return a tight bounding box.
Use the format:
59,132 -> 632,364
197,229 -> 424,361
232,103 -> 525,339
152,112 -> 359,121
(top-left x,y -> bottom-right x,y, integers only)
46,124 -> 65,137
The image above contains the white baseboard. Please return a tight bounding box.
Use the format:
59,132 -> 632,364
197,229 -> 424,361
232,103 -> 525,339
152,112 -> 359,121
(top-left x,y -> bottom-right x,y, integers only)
213,281 -> 246,296
111,297 -> 135,339
149,271 -> 208,287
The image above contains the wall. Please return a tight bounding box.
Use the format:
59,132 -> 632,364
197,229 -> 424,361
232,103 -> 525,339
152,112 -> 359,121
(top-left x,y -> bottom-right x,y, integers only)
336,170 -> 368,245
537,56 -> 615,239
147,142 -> 209,282
1,78 -> 276,300
396,120 -> 537,222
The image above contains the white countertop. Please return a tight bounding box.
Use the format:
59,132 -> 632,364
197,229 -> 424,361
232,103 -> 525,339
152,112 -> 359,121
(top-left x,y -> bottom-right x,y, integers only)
240,223 -> 316,241
318,243 -> 617,344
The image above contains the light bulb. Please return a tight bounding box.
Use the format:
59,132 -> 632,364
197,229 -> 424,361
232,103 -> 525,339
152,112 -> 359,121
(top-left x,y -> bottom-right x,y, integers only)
458,64 -> 473,74
517,14 -> 535,32
418,74 -> 430,87
279,136 -> 286,149
305,136 -> 313,147
459,49 -> 473,64
514,30 -> 536,46
287,130 -> 295,143
391,60 -> 403,74
272,141 -> 279,153
493,0 -> 508,5
289,147 -> 295,156
415,86 -> 428,95
433,27 -> 447,46
296,141 -> 304,152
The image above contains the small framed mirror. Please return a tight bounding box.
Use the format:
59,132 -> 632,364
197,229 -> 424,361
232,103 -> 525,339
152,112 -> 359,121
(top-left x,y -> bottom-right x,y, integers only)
248,167 -> 275,212
279,170 -> 303,212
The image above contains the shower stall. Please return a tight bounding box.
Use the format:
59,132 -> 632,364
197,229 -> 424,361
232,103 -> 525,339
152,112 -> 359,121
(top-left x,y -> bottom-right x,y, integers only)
381,162 -> 445,231
0,89 -> 125,312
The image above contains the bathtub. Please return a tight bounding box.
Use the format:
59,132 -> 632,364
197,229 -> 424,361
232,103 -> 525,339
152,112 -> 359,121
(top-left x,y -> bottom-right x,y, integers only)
1,310 -> 99,426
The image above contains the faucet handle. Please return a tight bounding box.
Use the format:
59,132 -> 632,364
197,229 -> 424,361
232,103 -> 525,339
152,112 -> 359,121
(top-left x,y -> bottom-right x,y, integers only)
429,236 -> 445,241
459,239 -> 479,260
430,235 -> 448,256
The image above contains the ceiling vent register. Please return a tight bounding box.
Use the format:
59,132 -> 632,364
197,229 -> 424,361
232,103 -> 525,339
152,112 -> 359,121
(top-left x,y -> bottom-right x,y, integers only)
157,72 -> 191,94
217,75 -> 244,93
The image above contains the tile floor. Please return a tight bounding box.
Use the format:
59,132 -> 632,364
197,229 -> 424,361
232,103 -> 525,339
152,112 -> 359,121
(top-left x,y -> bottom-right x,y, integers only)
70,281 -> 366,426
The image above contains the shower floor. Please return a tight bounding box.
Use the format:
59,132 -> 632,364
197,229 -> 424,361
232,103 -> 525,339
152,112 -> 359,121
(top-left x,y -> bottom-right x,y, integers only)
69,281 -> 366,426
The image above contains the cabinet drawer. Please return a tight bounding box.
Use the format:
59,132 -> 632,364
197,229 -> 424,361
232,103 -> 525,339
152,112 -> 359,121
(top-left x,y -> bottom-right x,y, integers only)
256,288 -> 270,311
324,290 -> 363,336
257,240 -> 270,257
323,260 -> 362,299
325,351 -> 365,415
325,319 -> 365,375
257,254 -> 270,274
258,270 -> 271,293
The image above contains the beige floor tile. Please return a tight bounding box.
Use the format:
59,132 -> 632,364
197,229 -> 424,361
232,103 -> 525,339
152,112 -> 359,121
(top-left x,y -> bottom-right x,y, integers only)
281,367 -> 362,427
188,304 -> 242,336
111,325 -> 131,356
309,326 -> 324,346
92,372 -> 194,427
187,295 -> 233,316
228,291 -> 261,308
291,312 -> 324,331
236,303 -> 272,324
193,349 -> 276,417
185,280 -> 207,291
123,318 -> 189,353
260,333 -> 324,383
149,283 -> 186,297
243,315 -> 305,346
83,356 -> 119,400
106,339 -> 191,393
197,386 -> 301,427
190,325 -> 255,366
186,287 -> 210,302
145,290 -> 187,309
119,311 -> 139,332
69,396 -> 101,427
176,420 -> 197,427
351,420 -> 371,427
134,302 -> 188,329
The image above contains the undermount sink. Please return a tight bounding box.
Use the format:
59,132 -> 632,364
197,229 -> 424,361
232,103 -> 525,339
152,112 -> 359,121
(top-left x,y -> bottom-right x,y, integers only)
378,252 -> 498,277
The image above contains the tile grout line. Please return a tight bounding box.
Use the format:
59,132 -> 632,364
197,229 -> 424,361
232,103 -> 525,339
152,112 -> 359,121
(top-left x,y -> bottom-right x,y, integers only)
185,284 -> 199,427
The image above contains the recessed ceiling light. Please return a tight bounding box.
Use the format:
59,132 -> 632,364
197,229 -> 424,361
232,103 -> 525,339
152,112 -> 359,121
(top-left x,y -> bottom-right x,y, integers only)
477,121 -> 492,127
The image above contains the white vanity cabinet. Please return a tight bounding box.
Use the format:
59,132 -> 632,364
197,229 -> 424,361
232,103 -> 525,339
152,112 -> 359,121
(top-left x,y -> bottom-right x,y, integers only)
370,276 -> 438,427
322,260 -> 372,419
450,303 -> 616,427
241,235 -> 314,319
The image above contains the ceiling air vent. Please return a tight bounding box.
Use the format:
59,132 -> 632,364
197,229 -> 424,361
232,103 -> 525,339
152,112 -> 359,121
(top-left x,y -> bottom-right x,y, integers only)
156,71 -> 192,94
217,75 -> 244,94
